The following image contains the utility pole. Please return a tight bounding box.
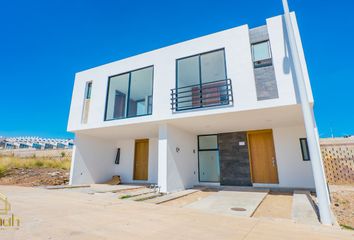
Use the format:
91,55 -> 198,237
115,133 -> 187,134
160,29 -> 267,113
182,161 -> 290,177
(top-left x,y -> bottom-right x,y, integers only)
281,0 -> 332,225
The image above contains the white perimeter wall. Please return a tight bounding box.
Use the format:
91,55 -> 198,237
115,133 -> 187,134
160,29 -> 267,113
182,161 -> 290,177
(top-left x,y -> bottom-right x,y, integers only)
70,134 -> 158,185
158,124 -> 198,192
273,125 -> 315,189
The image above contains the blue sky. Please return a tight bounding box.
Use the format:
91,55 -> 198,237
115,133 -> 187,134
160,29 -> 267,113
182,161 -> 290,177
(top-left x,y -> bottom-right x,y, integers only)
0,0 -> 353,138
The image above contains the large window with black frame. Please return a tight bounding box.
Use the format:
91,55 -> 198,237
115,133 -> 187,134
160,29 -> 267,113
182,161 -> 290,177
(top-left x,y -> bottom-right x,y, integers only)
105,66 -> 153,120
175,49 -> 230,111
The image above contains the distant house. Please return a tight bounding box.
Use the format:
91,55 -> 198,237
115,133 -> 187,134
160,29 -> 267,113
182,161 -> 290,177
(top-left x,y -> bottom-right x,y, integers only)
56,143 -> 66,149
19,143 -> 30,149
32,143 -> 43,150
0,138 -> 5,149
44,143 -> 54,150
5,142 -> 15,149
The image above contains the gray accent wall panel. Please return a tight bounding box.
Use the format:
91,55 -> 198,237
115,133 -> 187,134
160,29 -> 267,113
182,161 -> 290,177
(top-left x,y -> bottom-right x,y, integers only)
218,132 -> 252,186
249,25 -> 269,43
249,25 -> 279,100
254,66 -> 279,100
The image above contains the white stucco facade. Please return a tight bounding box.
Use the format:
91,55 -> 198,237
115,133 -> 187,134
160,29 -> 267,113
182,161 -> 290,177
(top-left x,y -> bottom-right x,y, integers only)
68,13 -> 320,192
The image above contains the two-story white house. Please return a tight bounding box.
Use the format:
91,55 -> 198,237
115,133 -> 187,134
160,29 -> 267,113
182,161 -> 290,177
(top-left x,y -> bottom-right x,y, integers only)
68,13 -> 321,193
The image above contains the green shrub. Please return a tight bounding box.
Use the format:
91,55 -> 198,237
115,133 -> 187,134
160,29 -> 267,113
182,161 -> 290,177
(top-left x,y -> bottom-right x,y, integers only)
0,165 -> 8,177
34,160 -> 44,167
341,224 -> 354,231
119,195 -> 132,199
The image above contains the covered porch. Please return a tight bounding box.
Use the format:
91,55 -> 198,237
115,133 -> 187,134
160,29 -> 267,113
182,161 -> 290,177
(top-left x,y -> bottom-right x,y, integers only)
70,105 -> 315,193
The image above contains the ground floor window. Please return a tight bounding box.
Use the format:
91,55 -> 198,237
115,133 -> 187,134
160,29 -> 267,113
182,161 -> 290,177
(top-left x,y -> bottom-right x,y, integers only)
300,138 -> 310,161
198,135 -> 220,182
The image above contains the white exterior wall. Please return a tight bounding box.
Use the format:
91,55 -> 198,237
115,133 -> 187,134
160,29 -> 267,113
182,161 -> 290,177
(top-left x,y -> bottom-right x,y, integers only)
266,12 -> 313,104
67,13 -> 309,133
273,125 -> 315,189
69,134 -> 117,184
68,13 -> 317,191
70,124 -> 315,190
158,124 -> 198,192
70,134 -> 158,185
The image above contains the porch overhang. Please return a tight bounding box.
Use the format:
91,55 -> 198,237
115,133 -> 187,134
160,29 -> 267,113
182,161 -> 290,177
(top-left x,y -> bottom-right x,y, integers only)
72,104 -> 304,140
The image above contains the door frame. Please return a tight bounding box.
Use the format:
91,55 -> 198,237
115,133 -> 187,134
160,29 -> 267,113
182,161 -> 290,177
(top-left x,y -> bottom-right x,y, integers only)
197,134 -> 220,183
247,129 -> 279,184
133,139 -> 149,181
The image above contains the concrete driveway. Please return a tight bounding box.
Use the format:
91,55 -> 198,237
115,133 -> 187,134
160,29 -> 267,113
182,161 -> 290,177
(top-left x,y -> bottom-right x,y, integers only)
0,185 -> 352,240
185,189 -> 268,217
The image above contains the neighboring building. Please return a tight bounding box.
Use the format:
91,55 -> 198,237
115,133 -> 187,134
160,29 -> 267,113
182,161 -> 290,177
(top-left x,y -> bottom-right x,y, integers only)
19,143 -> 30,149
32,142 -> 44,150
4,142 -> 15,149
0,137 -> 5,149
0,137 -> 73,151
68,13 -> 319,193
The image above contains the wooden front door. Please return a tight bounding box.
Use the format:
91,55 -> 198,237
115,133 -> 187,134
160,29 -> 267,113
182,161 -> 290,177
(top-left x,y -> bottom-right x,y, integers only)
248,130 -> 278,184
133,139 -> 149,180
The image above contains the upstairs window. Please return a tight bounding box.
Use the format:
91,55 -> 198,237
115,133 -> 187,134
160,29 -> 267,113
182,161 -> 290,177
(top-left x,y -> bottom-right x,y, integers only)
175,49 -> 230,111
251,40 -> 272,68
105,66 -> 153,120
81,81 -> 92,124
85,82 -> 92,99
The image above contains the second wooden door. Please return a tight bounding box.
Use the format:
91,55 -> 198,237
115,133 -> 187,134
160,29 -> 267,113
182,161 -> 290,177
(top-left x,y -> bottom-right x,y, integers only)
133,139 -> 149,180
248,130 -> 278,184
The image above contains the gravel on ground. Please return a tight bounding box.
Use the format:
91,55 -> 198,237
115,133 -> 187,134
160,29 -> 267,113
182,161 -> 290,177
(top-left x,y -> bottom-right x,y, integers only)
330,185 -> 354,230
0,168 -> 69,186
252,192 -> 293,219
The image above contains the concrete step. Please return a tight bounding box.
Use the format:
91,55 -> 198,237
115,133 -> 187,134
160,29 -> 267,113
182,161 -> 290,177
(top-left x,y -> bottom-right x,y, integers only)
292,190 -> 320,225
130,192 -> 163,201
45,184 -> 90,190
91,185 -> 145,193
117,188 -> 155,199
145,189 -> 199,204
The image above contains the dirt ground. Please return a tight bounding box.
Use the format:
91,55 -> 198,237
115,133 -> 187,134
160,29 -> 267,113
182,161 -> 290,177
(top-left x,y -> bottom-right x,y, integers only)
252,192 -> 293,219
0,168 -> 69,186
1,185 -> 352,240
0,166 -> 352,231
330,185 -> 354,230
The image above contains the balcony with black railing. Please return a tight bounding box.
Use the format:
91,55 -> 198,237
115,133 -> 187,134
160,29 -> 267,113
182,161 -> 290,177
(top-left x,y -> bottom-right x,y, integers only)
171,79 -> 233,111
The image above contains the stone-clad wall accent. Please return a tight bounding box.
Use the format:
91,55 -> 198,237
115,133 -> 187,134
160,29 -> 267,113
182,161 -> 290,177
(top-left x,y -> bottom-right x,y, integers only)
249,26 -> 269,43
249,26 -> 279,100
218,132 -> 252,186
254,66 -> 279,100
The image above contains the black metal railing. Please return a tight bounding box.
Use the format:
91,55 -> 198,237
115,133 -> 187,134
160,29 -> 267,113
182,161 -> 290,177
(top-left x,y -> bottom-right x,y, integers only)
171,79 -> 233,111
